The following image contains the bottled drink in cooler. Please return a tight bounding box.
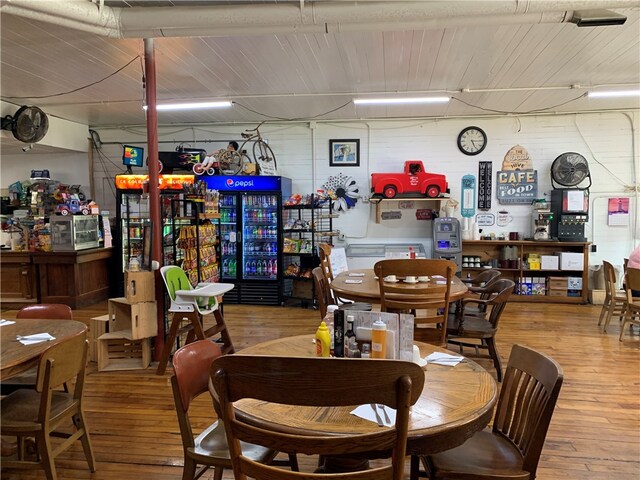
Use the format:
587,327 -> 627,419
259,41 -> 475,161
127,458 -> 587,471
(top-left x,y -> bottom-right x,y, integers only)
222,259 -> 229,276
245,260 -> 251,276
251,260 -> 257,275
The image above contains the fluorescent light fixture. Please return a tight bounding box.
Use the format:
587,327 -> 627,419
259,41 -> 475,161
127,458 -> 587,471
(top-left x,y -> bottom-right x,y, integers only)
588,90 -> 640,98
143,101 -> 232,111
353,96 -> 450,105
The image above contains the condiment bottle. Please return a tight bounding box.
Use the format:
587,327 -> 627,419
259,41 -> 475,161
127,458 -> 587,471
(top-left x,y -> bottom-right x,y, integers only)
315,321 -> 331,357
344,315 -> 356,358
409,246 -> 416,259
325,305 -> 338,356
333,309 -> 345,358
371,319 -> 387,359
361,343 -> 371,358
348,337 -> 361,358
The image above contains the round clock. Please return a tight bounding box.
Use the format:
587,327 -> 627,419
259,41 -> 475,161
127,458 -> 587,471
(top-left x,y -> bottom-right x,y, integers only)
457,126 -> 487,156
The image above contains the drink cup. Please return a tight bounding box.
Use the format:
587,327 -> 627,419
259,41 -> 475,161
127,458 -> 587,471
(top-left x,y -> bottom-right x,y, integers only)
405,276 -> 417,283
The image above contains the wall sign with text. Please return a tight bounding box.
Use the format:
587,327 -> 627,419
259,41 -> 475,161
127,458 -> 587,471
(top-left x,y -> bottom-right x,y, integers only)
497,170 -> 538,204
477,161 -> 492,210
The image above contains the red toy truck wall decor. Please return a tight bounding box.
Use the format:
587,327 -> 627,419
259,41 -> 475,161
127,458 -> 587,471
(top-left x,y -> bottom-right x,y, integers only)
370,160 -> 449,199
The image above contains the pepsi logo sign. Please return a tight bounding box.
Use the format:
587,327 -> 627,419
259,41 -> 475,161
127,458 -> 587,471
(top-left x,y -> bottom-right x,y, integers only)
226,179 -> 234,187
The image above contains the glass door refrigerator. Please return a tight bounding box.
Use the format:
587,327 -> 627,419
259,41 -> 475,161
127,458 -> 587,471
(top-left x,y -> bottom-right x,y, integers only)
115,174 -> 195,294
199,175 -> 291,305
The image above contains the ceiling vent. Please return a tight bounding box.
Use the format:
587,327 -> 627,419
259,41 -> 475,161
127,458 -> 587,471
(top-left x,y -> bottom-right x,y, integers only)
570,9 -> 627,27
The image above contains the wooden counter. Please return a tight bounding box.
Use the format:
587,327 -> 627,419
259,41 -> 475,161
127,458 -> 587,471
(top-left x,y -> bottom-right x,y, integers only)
0,250 -> 37,307
1,248 -> 113,309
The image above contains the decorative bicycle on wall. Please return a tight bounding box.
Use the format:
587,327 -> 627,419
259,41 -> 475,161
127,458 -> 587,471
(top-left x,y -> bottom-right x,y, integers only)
214,122 -> 278,176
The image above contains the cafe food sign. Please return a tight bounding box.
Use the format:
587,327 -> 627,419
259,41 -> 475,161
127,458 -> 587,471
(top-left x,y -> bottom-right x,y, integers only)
497,145 -> 537,204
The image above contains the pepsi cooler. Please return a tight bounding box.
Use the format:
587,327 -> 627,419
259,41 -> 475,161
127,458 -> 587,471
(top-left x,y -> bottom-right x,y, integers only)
198,175 -> 292,305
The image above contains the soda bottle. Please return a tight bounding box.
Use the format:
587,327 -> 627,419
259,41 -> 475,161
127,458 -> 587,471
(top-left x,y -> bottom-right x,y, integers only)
229,259 -> 235,276
262,260 -> 268,275
256,260 -> 262,275
251,260 -> 257,275
245,260 -> 251,276
222,259 -> 229,276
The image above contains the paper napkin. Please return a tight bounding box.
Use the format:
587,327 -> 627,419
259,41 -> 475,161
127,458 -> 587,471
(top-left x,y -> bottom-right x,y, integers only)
17,333 -> 56,345
425,352 -> 464,366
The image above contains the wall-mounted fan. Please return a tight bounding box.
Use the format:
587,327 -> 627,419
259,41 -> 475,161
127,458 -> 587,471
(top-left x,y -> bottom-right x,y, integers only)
551,152 -> 591,190
1,105 -> 49,143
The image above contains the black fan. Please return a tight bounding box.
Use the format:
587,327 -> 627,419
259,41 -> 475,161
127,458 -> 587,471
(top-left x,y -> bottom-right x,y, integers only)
1,105 -> 49,143
551,152 -> 591,190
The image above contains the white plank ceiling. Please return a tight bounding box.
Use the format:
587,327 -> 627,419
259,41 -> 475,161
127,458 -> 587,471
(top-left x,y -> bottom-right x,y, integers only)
1,1 -> 639,129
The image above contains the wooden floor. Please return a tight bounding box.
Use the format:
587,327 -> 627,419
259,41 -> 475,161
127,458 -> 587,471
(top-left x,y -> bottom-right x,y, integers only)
1,301 -> 639,479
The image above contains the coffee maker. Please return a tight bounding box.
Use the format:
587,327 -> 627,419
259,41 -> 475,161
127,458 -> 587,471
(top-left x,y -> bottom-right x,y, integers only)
531,199 -> 553,241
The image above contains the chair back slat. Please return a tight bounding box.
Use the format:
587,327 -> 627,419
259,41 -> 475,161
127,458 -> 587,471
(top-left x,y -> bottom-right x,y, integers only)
311,266 -> 331,319
493,344 -> 563,477
212,355 -> 424,480
36,332 -> 87,393
17,304 -> 73,320
603,260 -> 618,295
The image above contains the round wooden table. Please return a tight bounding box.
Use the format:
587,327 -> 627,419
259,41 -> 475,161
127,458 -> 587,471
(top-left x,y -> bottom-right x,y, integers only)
0,318 -> 87,381
235,335 -> 497,457
331,268 -> 468,305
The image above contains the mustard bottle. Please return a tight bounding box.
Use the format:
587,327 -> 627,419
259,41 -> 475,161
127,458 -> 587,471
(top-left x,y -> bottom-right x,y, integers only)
315,321 -> 331,357
371,319 -> 387,359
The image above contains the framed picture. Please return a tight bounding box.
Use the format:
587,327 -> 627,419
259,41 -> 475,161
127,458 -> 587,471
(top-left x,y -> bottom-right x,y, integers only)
329,139 -> 360,167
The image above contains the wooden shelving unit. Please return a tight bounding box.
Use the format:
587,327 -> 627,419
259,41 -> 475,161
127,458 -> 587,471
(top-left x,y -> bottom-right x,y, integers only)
461,240 -> 590,304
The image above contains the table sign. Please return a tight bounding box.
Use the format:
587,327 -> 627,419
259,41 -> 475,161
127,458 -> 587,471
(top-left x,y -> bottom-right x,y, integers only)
329,247 -> 349,276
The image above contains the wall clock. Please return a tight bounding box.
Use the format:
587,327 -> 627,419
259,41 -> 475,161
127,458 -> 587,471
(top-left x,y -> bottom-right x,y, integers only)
457,126 -> 487,156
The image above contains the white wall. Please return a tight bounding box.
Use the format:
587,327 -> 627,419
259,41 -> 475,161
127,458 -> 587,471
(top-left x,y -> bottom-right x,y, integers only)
91,111 -> 639,267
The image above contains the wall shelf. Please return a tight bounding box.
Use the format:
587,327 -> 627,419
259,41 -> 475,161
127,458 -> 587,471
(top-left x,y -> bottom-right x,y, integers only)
370,197 -> 446,223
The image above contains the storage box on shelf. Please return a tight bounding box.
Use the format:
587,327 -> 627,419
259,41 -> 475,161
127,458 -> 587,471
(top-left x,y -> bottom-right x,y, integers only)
282,194 -> 334,306
461,240 -> 590,304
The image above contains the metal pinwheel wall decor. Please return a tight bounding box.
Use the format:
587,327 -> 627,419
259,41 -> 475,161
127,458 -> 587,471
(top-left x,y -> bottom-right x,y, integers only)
323,173 -> 360,212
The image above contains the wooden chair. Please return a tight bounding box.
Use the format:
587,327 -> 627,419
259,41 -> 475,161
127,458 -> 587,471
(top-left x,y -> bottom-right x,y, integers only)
446,279 -> 516,382
2,304 -> 74,395
171,340 -> 296,480
0,332 -> 96,480
619,267 -> 640,341
416,344 -> 563,480
312,266 -> 332,319
318,243 -> 372,312
16,304 -> 73,320
157,266 -> 235,374
599,260 -> 628,333
211,355 -> 424,480
375,259 -> 456,347
455,269 -> 502,318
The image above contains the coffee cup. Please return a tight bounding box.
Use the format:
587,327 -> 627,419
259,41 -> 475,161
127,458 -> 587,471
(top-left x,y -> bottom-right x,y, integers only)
385,275 -> 397,282
509,232 -> 519,240
462,263 -> 469,268
405,276 -> 417,283
497,211 -> 513,227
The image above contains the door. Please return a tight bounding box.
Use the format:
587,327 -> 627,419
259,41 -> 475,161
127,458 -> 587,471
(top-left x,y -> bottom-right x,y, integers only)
219,192 -> 239,281
241,193 -> 279,281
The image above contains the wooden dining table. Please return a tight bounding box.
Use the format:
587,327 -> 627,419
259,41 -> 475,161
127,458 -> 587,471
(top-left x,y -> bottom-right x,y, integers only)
0,318 -> 87,381
233,335 -> 497,459
330,268 -> 468,304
